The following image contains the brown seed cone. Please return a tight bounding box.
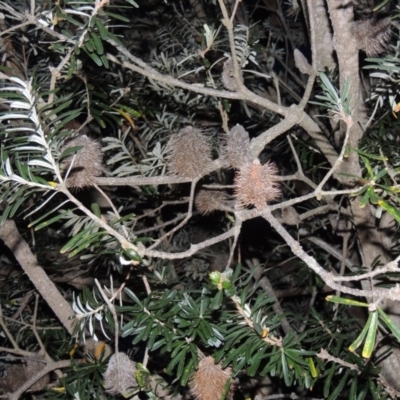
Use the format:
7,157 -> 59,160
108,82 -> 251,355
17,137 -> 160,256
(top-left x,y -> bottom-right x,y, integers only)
294,49 -> 312,75
222,58 -> 242,91
166,126 -> 212,179
103,352 -> 137,396
352,18 -> 391,57
0,354 -> 50,393
234,159 -> 280,209
60,135 -> 103,189
190,357 -> 234,400
195,189 -> 229,215
223,124 -> 251,169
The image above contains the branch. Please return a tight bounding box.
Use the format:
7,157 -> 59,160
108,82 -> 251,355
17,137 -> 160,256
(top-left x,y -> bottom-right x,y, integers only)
0,220 -> 76,335
9,359 -> 74,400
260,207 -> 400,301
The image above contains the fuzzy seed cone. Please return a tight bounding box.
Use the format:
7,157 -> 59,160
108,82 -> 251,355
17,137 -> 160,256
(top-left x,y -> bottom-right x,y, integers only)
223,124 -> 251,169
352,18 -> 391,57
61,135 -> 103,189
222,58 -> 242,91
294,49 -> 312,75
0,355 -> 50,393
190,357 -> 234,400
103,352 -> 137,396
234,159 -> 280,209
166,127 -> 212,178
195,189 -> 228,215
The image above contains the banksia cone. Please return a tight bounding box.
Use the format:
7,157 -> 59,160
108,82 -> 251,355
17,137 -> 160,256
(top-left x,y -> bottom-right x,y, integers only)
222,58 -> 241,91
103,352 -> 137,396
60,135 -> 103,189
166,127 -> 212,178
234,159 -> 280,209
352,18 -> 391,57
190,357 -> 234,400
223,124 -> 251,169
0,354 -> 50,393
195,189 -> 228,215
294,49 -> 312,75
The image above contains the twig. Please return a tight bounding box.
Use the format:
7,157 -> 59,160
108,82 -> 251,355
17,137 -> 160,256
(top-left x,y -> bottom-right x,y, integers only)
230,295 -> 283,347
260,207 -> 400,301
317,348 -> 359,371
9,359 -> 74,400
0,304 -> 19,349
148,179 -> 198,250
315,123 -> 351,198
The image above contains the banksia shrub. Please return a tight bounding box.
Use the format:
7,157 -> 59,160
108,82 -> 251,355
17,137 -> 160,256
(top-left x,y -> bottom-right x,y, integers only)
223,124 -> 251,169
234,159 -> 280,209
166,126 -> 212,178
195,189 -> 229,215
190,356 -> 234,400
103,352 -> 137,396
352,18 -> 391,57
222,58 -> 241,91
60,135 -> 103,189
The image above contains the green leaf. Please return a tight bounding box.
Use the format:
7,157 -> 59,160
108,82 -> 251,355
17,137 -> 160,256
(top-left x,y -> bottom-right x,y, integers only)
349,312 -> 372,353
84,38 -> 95,53
359,187 -> 371,208
307,357 -> 318,378
350,147 -> 388,161
100,53 -> 109,69
59,145 -> 84,161
374,167 -> 388,181
84,48 -> 103,66
60,228 -> 92,253
281,351 -> 292,386
95,19 -> 109,40
377,200 -> 400,223
43,99 -> 73,120
360,155 -> 374,178
104,11 -> 130,22
124,0 -> 139,7
90,31 -> 104,55
180,358 -> 194,386
67,54 -> 76,78
9,192 -> 29,218
90,203 -> 102,218
56,11 -> 84,27
367,186 -> 380,205
211,290 -> 223,309
124,288 -> 143,306
34,211 -> 70,231
326,295 -> 368,307
68,232 -> 103,257
323,364 -> 336,398
377,307 -> 400,342
328,369 -> 351,400
167,347 -> 187,374
362,310 -> 378,358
